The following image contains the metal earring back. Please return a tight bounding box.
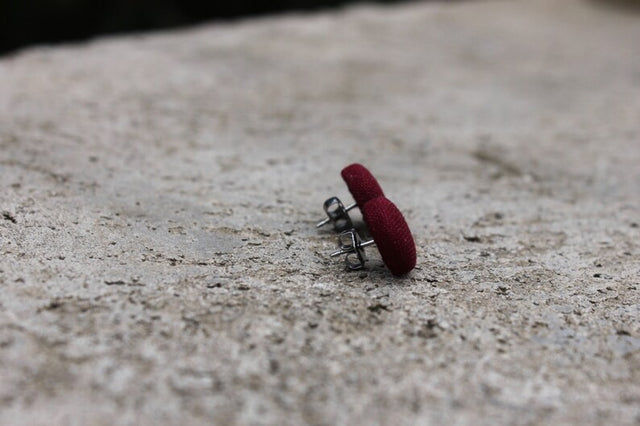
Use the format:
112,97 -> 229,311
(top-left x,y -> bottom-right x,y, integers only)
316,197 -> 356,232
330,228 -> 376,270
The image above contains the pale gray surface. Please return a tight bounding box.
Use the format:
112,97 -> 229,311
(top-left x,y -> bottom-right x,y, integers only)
0,0 -> 639,424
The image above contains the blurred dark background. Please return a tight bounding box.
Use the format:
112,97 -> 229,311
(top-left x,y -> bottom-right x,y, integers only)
0,0 -> 413,55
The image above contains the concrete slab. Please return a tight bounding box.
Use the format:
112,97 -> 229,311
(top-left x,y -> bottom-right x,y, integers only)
0,0 -> 638,424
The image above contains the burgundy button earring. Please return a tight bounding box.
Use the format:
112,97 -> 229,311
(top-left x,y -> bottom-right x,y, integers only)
316,163 -> 385,233
317,164 -> 416,276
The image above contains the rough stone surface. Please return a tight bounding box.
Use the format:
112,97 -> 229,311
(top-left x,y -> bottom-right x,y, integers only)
0,0 -> 639,424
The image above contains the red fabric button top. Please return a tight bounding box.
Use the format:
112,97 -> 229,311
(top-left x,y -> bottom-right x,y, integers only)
361,197 -> 416,276
341,163 -> 384,207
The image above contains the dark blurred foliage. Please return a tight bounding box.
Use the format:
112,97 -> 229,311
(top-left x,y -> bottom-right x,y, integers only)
0,0 -> 412,55
588,0 -> 640,12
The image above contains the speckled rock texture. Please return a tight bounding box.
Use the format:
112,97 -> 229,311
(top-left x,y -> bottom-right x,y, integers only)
0,0 -> 638,424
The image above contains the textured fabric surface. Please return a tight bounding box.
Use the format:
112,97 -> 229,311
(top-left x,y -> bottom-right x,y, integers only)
341,163 -> 385,207
362,197 -> 416,276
